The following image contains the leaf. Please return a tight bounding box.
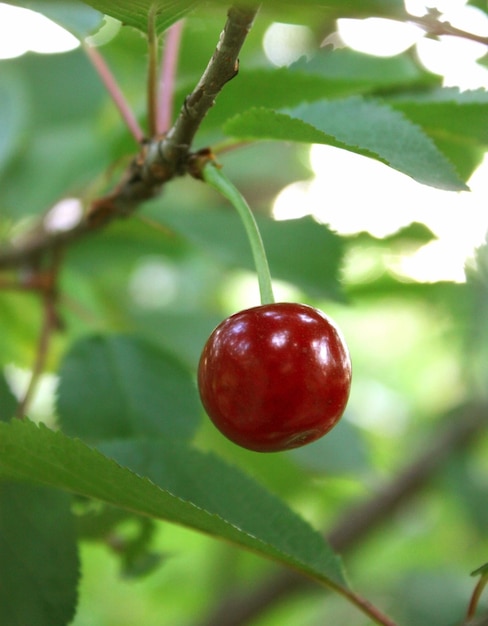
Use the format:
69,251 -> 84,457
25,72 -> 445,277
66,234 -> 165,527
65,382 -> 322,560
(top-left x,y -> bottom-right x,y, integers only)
3,0 -> 103,38
224,99 -> 467,191
0,482 -> 79,626
202,48 -> 434,131
0,372 -> 17,422
79,0 -> 406,35
388,88 -> 488,181
0,72 -> 27,173
57,334 -> 200,442
160,208 -> 345,300
82,0 -> 198,35
0,419 -> 347,589
289,419 -> 371,475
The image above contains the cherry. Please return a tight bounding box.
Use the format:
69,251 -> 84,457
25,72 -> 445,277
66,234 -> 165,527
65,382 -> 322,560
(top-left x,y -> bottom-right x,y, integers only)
197,302 -> 352,452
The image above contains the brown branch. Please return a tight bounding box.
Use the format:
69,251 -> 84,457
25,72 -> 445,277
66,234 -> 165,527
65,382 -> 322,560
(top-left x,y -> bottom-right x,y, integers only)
15,248 -> 63,419
159,5 -> 259,169
0,5 -> 259,271
409,10 -> 488,47
197,404 -> 488,626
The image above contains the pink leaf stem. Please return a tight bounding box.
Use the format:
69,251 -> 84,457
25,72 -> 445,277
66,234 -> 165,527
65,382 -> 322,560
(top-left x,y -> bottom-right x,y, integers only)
157,20 -> 185,135
83,44 -> 144,144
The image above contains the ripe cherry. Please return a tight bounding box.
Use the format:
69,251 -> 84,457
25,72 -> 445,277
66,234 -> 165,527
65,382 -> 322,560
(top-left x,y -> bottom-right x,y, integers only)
198,302 -> 352,452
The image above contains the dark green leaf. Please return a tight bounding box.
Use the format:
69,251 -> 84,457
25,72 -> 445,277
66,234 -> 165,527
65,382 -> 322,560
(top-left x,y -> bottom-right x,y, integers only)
57,334 -> 200,442
79,0 -> 406,35
82,0 -> 198,35
0,373 -> 17,422
0,72 -> 27,173
160,208 -> 345,300
224,99 -> 467,190
0,482 -> 79,626
0,420 -> 348,588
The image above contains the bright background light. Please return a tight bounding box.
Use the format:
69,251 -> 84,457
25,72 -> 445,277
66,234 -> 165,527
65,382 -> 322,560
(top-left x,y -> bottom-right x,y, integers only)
0,2 -> 487,284
263,1 -> 488,283
0,3 -> 79,59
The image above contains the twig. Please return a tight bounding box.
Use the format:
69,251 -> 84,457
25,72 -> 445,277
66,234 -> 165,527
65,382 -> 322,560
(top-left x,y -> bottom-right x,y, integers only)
466,569 -> 488,622
159,5 -> 259,169
0,5 -> 258,271
196,404 -> 487,626
158,20 -> 185,134
15,249 -> 63,419
409,11 -> 488,47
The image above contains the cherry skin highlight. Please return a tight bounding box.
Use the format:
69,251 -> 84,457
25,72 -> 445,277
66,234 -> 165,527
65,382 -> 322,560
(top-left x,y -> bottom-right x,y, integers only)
197,302 -> 352,452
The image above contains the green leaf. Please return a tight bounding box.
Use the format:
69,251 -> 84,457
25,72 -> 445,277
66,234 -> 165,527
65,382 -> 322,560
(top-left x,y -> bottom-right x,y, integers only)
3,1 -> 103,38
0,72 -> 27,173
203,49 -> 433,130
289,419 -> 371,475
159,208 -> 345,300
0,482 -> 79,626
388,88 -> 488,181
81,0 -> 198,35
0,419 -> 348,589
79,0 -> 406,35
224,98 -> 467,191
57,334 -> 200,442
0,373 -> 17,422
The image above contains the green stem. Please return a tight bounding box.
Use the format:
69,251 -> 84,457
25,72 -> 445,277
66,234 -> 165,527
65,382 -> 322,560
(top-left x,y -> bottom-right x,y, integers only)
202,162 -> 275,305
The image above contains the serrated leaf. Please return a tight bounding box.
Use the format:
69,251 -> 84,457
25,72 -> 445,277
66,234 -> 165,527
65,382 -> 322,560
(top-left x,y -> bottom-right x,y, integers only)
159,208 -> 345,300
224,98 -> 467,191
57,334 -> 200,442
0,482 -> 79,626
77,0 -> 406,35
388,88 -> 488,180
0,420 -> 348,589
203,49 -> 433,130
82,0 -> 198,35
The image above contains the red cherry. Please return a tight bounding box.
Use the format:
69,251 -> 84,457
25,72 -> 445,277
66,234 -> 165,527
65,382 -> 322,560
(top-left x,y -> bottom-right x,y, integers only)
197,302 -> 352,452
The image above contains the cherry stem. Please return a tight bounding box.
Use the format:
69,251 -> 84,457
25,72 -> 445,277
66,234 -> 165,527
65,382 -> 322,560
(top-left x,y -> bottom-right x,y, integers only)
466,571 -> 488,621
83,44 -> 144,144
202,162 -> 275,305
157,20 -> 184,134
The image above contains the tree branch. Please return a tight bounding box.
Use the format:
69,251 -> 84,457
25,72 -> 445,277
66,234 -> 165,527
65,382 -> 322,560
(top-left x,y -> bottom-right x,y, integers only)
409,10 -> 488,47
159,5 -> 259,169
197,404 -> 488,626
0,5 -> 259,270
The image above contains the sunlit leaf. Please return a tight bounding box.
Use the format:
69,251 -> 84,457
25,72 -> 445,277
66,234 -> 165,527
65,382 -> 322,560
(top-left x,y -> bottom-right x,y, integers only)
224,99 -> 467,190
388,88 -> 488,181
64,0 -> 407,36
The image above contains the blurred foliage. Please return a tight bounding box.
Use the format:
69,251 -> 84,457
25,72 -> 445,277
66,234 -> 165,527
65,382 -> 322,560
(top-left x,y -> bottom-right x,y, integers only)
1,1 -> 488,625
